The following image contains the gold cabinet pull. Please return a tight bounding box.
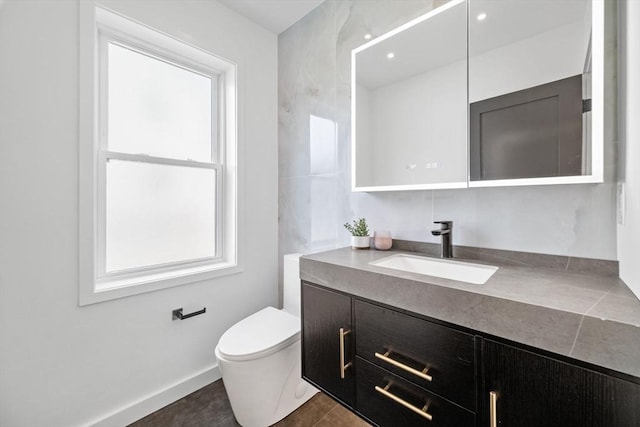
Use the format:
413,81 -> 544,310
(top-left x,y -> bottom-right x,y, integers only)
489,391 -> 498,427
375,350 -> 433,382
339,328 -> 352,379
375,383 -> 433,421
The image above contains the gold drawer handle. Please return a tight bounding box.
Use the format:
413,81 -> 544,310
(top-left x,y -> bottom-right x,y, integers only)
375,350 -> 433,382
490,391 -> 498,427
339,328 -> 352,379
375,383 -> 433,421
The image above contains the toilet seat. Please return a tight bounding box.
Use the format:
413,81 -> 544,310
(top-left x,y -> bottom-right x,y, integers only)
216,307 -> 300,362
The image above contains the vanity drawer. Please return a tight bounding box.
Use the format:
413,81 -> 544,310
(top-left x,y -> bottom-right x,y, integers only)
355,300 -> 476,410
357,357 -> 475,427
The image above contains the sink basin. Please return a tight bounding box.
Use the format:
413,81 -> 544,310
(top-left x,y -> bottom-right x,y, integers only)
369,254 -> 498,285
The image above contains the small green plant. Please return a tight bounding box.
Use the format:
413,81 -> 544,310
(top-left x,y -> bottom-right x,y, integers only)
343,218 -> 370,237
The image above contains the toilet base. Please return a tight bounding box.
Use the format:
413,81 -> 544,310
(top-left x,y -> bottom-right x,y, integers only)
216,340 -> 318,427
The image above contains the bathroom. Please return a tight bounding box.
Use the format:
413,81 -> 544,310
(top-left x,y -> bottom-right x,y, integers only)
0,0 -> 638,426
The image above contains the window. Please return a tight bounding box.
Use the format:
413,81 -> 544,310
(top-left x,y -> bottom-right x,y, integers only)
79,5 -> 239,305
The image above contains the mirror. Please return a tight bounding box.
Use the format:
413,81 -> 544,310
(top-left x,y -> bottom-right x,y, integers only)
351,0 -> 603,191
468,0 -> 603,186
352,0 -> 468,191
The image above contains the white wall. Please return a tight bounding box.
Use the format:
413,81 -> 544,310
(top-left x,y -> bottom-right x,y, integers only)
618,0 -> 640,299
0,1 -> 278,426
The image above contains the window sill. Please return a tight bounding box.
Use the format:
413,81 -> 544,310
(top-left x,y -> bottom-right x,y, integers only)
79,261 -> 242,306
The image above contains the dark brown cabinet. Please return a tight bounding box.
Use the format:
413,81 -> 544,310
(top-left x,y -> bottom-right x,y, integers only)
301,281 -> 640,427
354,300 -> 476,426
301,282 -> 355,407
302,283 -> 477,425
357,357 -> 475,427
483,339 -> 640,427
356,300 -> 476,411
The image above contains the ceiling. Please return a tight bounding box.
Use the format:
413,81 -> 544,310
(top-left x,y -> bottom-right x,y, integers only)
217,0 -> 325,34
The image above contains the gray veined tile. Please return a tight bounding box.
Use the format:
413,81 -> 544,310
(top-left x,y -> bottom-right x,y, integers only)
587,290 -> 640,326
453,245 -> 569,270
461,296 -> 583,355
571,317 -> 640,378
608,283 -> 640,300
310,176 -> 341,250
130,380 -> 353,427
279,176 -> 312,254
350,190 -> 433,242
565,255 -> 619,277
128,380 -> 240,427
476,274 -> 608,316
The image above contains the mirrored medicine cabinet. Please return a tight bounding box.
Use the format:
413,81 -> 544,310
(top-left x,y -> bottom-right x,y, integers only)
352,0 -> 604,192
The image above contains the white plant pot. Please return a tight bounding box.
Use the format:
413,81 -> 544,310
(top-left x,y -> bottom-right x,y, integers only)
351,235 -> 370,249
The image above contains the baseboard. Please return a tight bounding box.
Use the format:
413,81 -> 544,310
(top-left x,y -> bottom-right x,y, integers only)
87,365 -> 221,427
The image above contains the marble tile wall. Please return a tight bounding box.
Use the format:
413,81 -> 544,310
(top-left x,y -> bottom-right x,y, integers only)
278,0 -> 618,288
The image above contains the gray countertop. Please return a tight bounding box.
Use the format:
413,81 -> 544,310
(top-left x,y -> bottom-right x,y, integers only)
300,246 -> 640,379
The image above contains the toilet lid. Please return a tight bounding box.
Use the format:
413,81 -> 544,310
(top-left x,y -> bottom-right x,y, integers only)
217,307 -> 300,362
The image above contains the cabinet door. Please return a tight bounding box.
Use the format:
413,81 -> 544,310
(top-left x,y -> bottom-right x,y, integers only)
483,339 -> 640,427
357,357 -> 475,427
356,300 -> 476,410
301,282 -> 355,407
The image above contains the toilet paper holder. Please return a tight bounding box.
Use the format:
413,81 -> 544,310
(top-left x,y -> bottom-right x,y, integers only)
172,307 -> 206,320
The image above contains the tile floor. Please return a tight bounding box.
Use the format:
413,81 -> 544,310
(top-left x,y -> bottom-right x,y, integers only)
129,379 -> 371,427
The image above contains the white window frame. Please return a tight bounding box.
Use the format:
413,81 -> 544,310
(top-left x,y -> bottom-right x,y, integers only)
79,4 -> 240,305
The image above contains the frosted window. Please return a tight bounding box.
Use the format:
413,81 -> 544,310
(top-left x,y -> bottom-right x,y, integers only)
108,43 -> 213,162
105,160 -> 216,272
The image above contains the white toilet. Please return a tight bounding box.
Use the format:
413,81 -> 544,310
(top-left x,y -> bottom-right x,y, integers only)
214,254 -> 318,427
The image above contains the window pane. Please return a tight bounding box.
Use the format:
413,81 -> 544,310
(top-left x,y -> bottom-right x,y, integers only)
106,160 -> 216,272
108,43 -> 213,162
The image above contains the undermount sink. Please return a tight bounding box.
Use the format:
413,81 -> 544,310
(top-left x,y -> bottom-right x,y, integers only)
369,254 -> 498,285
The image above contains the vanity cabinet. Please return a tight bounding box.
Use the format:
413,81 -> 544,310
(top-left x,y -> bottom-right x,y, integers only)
355,300 -> 476,427
483,339 -> 640,427
355,300 -> 476,410
357,358 -> 475,427
301,282 -> 355,408
301,282 -> 476,425
302,281 -> 640,427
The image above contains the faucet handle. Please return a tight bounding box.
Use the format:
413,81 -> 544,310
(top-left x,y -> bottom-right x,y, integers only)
433,220 -> 452,230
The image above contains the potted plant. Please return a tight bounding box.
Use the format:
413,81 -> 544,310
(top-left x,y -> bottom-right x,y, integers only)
344,218 -> 371,249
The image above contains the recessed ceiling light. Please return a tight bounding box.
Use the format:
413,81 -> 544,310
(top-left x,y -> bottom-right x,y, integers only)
386,52 -> 395,59
477,12 -> 487,21
364,33 -> 372,40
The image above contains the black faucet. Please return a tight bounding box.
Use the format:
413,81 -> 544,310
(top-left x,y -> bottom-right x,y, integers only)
431,221 -> 453,258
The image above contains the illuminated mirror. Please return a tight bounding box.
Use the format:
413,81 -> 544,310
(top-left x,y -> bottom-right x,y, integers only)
352,0 -> 468,191
468,0 -> 603,187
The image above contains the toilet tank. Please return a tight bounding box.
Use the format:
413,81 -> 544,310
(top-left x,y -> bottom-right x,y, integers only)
283,254 -> 303,316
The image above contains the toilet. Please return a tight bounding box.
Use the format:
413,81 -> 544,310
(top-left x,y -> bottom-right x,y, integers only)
214,254 -> 318,427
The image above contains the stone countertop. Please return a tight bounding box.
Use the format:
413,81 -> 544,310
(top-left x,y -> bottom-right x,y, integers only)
300,246 -> 640,379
